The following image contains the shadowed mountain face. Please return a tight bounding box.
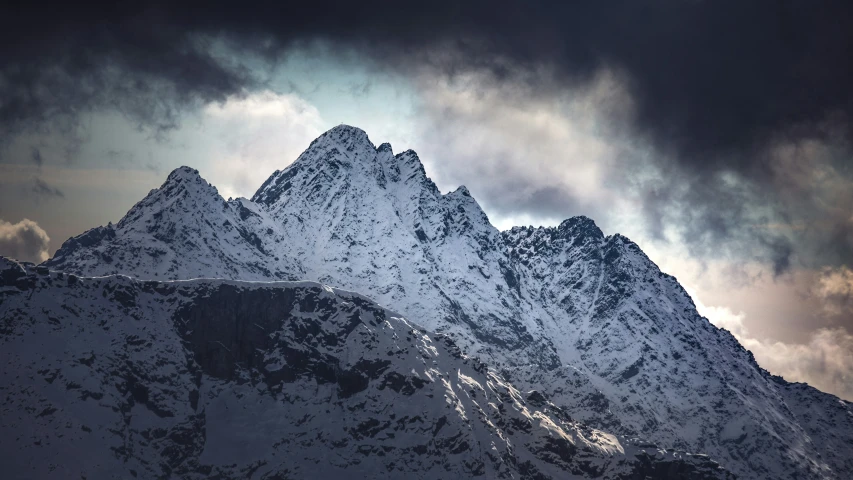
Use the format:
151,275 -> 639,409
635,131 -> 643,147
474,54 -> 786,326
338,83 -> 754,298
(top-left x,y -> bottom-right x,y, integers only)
0,258 -> 732,479
44,125 -> 853,479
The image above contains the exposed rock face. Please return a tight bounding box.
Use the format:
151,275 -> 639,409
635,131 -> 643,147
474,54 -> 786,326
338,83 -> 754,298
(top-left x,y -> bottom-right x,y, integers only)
43,125 -> 853,479
0,260 -> 732,479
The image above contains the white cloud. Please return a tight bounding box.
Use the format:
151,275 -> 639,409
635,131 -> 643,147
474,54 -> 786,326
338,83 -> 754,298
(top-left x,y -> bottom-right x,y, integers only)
749,328 -> 853,401
814,266 -> 853,316
0,218 -> 51,263
410,67 -> 639,225
690,288 -> 853,401
202,90 -> 325,199
817,267 -> 853,296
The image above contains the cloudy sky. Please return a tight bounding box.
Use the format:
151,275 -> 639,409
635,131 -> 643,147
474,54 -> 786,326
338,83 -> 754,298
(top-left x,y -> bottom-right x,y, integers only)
2,1 -> 853,400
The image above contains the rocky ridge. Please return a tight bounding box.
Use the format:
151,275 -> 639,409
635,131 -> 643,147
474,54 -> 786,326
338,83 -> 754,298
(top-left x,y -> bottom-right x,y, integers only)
1,258 -> 731,479
42,125 -> 853,479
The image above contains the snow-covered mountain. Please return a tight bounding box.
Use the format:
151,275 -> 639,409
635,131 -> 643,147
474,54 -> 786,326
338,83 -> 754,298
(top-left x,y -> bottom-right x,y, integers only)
45,166 -> 299,281
44,125 -> 853,479
0,258 -> 732,479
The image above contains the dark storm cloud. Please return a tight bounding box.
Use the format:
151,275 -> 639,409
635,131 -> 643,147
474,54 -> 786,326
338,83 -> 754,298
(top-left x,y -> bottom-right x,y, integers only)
5,1 -> 852,157
30,147 -> 43,167
638,168 -> 797,275
26,146 -> 65,200
3,0 -> 853,270
0,3 -> 257,146
31,177 -> 64,198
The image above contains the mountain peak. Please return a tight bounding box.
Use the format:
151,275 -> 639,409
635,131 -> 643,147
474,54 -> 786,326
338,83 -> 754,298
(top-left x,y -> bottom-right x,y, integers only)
114,165 -> 224,234
327,123 -> 368,136
558,215 -> 603,238
450,185 -> 472,197
151,166 -> 220,201
310,124 -> 374,152
166,165 -> 202,182
252,126 -> 380,206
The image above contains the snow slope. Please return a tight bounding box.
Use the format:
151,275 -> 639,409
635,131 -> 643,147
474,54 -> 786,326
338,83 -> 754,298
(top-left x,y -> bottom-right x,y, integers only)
45,125 -> 853,479
0,258 -> 732,479
46,166 -> 300,281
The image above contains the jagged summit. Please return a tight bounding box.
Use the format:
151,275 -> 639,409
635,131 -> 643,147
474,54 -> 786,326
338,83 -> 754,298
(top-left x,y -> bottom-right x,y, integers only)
252,124 -> 384,206
119,165 -> 224,229
316,123 -> 373,144
42,125 -> 853,479
558,215 -> 602,234
165,165 -> 202,181
306,124 -> 372,156
129,165 -> 223,219
449,185 -> 471,196
505,215 -> 604,239
46,165 -> 298,281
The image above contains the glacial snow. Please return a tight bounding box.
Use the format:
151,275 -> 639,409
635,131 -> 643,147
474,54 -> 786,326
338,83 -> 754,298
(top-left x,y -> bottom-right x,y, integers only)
43,124 -> 853,479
